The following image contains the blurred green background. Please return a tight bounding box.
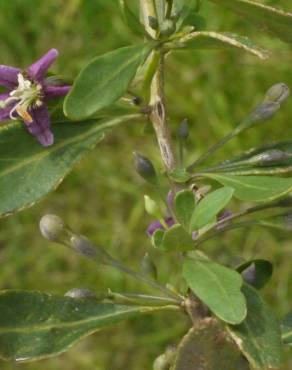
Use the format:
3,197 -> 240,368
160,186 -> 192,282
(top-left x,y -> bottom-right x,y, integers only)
0,0 -> 291,369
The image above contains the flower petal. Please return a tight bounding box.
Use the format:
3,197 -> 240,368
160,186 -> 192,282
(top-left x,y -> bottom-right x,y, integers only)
27,49 -> 59,81
44,85 -> 71,98
0,93 -> 13,121
24,106 -> 54,146
0,65 -> 20,89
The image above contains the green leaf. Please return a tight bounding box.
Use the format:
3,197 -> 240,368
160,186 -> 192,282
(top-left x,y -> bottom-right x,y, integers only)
0,114 -> 140,217
169,168 -> 191,183
151,229 -> 165,249
209,0 -> 292,44
205,173 -> 292,202
160,225 -> 194,252
236,259 -> 273,290
190,187 -> 234,230
173,320 -> 250,370
183,254 -> 247,324
173,31 -> 268,59
174,189 -> 195,230
64,43 -> 154,120
228,284 -> 284,369
281,312 -> 292,346
0,290 -> 176,362
119,0 -> 144,35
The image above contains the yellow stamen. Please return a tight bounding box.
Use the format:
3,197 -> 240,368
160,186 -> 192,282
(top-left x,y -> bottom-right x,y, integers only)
16,107 -> 33,124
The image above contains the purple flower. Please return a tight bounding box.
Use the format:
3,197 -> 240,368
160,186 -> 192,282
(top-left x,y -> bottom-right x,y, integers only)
0,49 -> 70,146
147,217 -> 175,236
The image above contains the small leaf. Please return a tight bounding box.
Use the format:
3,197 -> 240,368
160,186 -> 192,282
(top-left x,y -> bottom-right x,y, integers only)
0,114 -> 140,217
236,259 -> 273,289
64,43 -> 154,120
161,225 -> 194,252
0,290 -> 176,362
227,284 -> 284,369
174,189 -> 195,230
119,0 -> 144,35
190,187 -> 234,230
151,229 -> 165,249
183,253 -> 247,324
281,312 -> 292,346
205,173 -> 292,202
173,31 -> 268,59
173,319 -> 250,370
169,168 -> 191,183
209,0 -> 292,44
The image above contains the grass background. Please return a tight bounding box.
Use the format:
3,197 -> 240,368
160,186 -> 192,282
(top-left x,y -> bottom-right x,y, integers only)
0,0 -> 291,368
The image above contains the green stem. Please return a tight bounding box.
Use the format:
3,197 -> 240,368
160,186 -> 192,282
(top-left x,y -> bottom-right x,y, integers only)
108,291 -> 180,306
108,258 -> 183,302
150,54 -> 176,172
187,120 -> 250,171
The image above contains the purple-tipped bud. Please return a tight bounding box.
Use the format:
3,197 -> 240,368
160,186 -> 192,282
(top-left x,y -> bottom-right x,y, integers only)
249,101 -> 280,124
248,149 -> 292,166
39,214 -> 68,242
177,118 -> 189,140
264,83 -> 290,105
70,235 -> 97,258
242,263 -> 257,285
133,152 -> 157,183
148,16 -> 159,30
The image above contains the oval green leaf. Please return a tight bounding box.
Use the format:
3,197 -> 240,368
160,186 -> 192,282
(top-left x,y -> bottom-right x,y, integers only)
0,114 -> 140,217
209,0 -> 292,44
173,31 -> 268,59
183,254 -> 247,324
161,224 -> 194,252
205,173 -> 292,202
174,189 -> 196,230
227,284 -> 284,369
173,320 -> 250,370
64,43 -> 154,120
0,290 -> 176,362
190,187 -> 234,230
236,259 -> 273,290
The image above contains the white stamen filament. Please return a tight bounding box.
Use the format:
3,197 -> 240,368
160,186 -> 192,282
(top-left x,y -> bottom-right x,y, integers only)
1,73 -> 42,123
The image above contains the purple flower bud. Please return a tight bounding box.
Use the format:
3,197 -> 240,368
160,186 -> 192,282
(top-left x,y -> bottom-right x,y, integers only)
167,190 -> 176,209
133,152 -> 157,183
177,118 -> 189,140
147,217 -> 175,236
264,83 -> 290,105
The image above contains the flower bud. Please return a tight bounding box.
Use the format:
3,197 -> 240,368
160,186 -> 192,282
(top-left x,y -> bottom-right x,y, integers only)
264,83 -> 290,105
177,118 -> 189,140
65,288 -> 97,299
160,19 -> 176,36
249,101 -> 280,124
144,195 -> 161,218
70,235 -> 98,258
241,263 -> 256,286
39,214 -> 68,243
133,152 -> 157,183
247,149 -> 292,166
141,253 -> 157,280
148,16 -> 159,30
